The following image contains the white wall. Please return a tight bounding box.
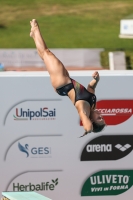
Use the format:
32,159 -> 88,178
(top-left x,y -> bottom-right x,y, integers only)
0,49 -> 104,68
0,70 -> 133,200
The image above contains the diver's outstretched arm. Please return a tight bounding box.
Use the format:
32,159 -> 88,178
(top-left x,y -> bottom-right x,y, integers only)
87,71 -> 100,94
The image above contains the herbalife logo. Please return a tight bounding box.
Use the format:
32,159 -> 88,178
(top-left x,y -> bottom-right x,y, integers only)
80,135 -> 132,161
115,144 -> 131,152
18,142 -> 51,158
13,179 -> 58,191
81,170 -> 133,196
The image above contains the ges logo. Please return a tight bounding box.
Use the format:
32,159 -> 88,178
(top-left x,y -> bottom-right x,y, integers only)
18,142 -> 51,158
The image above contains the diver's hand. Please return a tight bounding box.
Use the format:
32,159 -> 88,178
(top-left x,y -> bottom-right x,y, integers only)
79,131 -> 91,138
92,71 -> 100,82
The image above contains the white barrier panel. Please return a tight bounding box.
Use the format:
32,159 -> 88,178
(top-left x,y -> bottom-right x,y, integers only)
119,19 -> 133,38
120,19 -> 133,35
0,49 -> 103,67
0,70 -> 133,200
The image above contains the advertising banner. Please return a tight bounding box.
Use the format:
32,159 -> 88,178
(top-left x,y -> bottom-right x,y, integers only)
120,19 -> 133,35
0,71 -> 133,200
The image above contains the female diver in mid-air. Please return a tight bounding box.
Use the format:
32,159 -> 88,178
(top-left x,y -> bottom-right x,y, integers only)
30,19 -> 106,137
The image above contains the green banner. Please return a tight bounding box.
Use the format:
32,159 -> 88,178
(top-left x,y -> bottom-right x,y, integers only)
81,170 -> 133,196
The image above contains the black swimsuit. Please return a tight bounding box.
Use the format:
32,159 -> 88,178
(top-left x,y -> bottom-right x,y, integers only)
56,78 -> 96,108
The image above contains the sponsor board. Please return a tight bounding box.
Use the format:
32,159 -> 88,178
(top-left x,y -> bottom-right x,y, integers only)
5,136 -> 63,161
14,107 -> 56,121
6,171 -> 62,195
81,135 -> 133,161
18,142 -> 51,158
80,100 -> 133,126
13,178 -> 58,192
81,170 -> 133,196
4,100 -> 61,125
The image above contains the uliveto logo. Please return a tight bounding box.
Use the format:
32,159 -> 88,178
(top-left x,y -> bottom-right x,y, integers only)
81,170 -> 133,196
13,179 -> 58,191
80,100 -> 133,126
80,135 -> 133,161
14,107 -> 56,120
18,142 -> 51,158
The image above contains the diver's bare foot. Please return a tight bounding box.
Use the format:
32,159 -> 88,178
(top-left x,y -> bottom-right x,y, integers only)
30,19 -> 39,38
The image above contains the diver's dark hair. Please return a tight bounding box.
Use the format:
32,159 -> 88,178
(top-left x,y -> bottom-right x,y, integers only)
92,122 -> 106,133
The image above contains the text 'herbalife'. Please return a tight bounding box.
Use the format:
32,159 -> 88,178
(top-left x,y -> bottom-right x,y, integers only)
13,179 -> 58,191
14,108 -> 56,120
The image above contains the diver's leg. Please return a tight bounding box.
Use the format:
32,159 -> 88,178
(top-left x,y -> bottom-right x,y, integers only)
30,19 -> 47,60
30,19 -> 71,88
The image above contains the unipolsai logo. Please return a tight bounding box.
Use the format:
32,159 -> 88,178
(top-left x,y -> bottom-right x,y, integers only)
13,178 -> 59,191
18,142 -> 51,158
80,100 -> 133,126
14,107 -> 56,121
80,135 -> 133,161
81,170 -> 133,196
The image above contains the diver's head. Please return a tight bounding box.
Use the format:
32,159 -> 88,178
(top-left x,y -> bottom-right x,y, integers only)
90,109 -> 106,132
